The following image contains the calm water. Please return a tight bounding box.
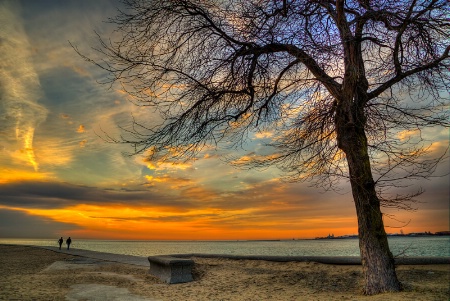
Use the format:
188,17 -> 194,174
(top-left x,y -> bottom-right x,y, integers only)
1,237 -> 448,257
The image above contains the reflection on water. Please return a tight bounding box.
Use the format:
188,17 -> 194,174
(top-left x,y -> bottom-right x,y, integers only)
0,237 -> 448,257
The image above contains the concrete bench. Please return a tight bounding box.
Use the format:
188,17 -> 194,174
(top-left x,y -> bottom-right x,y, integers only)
148,256 -> 194,284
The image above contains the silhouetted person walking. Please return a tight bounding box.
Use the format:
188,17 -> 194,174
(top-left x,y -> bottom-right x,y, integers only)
58,237 -> 63,250
66,237 -> 72,250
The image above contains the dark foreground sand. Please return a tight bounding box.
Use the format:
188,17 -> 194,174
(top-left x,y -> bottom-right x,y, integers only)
0,244 -> 448,301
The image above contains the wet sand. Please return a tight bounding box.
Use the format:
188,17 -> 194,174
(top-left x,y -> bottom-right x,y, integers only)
0,244 -> 448,300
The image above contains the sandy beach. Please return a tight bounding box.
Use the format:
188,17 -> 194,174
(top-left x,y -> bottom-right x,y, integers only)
0,244 -> 448,301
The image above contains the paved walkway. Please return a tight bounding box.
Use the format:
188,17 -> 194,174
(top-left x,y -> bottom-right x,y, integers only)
40,246 -> 449,266
41,246 -> 149,266
175,253 -> 450,265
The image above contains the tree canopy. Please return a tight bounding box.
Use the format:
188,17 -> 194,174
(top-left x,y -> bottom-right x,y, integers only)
83,0 -> 449,189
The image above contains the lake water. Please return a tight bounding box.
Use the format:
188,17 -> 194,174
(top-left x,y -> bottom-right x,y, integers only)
1,236 -> 448,257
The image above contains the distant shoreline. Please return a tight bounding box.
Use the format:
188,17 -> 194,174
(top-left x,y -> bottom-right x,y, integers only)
313,231 -> 450,240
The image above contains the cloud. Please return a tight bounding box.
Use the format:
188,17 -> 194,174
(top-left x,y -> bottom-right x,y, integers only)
0,180 -> 192,209
33,137 -> 75,167
254,131 -> 274,139
0,0 -> 48,171
76,125 -> 86,133
230,153 -> 280,166
397,129 -> 420,141
0,208 -> 80,238
0,176 -> 352,224
145,174 -> 193,188
0,168 -> 52,184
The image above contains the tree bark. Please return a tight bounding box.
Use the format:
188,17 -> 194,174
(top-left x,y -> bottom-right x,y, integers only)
336,99 -> 402,295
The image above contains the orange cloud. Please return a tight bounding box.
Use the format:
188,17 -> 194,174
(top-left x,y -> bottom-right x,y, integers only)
230,153 -> 280,166
397,129 -> 420,141
145,175 -> 168,183
146,161 -> 192,171
0,168 -> 52,184
76,125 -> 85,133
254,131 -> 274,139
3,191 -> 446,240
7,128 -> 43,173
34,138 -> 74,167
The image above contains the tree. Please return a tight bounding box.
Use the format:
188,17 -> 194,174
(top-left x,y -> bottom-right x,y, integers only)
75,0 -> 449,295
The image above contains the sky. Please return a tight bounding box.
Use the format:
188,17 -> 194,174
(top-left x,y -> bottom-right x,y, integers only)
0,0 -> 448,240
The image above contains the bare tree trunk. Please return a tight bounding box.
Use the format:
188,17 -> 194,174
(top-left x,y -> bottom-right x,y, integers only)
346,145 -> 402,294
336,101 -> 402,294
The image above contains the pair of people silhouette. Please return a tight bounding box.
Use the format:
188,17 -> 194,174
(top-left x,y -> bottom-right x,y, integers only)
58,237 -> 72,250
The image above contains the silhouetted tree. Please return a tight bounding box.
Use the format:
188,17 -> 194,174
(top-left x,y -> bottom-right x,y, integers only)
75,0 -> 449,294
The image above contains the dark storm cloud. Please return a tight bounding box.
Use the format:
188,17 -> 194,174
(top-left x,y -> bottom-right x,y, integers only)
0,209 -> 79,238
0,180 -> 192,209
